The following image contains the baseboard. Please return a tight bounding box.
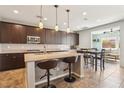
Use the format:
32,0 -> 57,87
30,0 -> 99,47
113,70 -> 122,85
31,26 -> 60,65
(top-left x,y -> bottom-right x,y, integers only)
35,73 -> 68,86
72,72 -> 84,78
35,72 -> 84,86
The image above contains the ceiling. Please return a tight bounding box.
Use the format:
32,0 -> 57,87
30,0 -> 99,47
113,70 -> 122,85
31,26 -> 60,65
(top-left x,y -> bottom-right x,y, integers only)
0,5 -> 124,31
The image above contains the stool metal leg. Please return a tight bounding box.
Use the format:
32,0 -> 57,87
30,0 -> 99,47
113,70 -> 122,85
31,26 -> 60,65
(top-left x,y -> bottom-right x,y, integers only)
64,63 -> 76,83
47,69 -> 50,87
42,69 -> 56,88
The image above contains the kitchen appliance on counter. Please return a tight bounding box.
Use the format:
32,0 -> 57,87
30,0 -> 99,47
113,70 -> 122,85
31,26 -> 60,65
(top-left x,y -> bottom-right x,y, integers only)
27,36 -> 40,44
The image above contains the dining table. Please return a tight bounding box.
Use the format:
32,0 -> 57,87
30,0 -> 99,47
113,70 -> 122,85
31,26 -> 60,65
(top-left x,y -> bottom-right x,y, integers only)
77,50 -> 101,71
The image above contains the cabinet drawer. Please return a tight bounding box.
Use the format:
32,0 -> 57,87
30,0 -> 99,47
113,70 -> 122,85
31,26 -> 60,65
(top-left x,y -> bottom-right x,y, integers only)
0,53 -> 25,71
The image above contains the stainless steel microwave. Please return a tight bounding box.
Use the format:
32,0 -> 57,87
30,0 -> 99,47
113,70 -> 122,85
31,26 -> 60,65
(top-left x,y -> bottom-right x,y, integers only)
27,36 -> 40,44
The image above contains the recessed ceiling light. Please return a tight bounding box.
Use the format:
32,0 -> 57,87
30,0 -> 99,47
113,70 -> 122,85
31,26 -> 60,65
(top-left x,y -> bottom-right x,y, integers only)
63,22 -> 67,25
82,12 -> 87,15
13,10 -> 19,14
44,17 -> 47,21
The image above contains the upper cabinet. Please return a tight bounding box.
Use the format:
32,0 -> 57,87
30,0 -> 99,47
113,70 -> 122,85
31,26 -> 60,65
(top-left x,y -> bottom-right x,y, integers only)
0,22 -> 12,43
26,26 -> 40,36
67,33 -> 79,46
0,22 -> 26,43
0,21 -> 79,45
39,28 -> 46,44
11,24 -> 26,43
45,29 -> 56,44
61,31 -> 67,44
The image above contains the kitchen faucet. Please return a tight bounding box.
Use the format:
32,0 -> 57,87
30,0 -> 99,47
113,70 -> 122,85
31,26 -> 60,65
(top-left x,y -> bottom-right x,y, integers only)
43,44 -> 47,54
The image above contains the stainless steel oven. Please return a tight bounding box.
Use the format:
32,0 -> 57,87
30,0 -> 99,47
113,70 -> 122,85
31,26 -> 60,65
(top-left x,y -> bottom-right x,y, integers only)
27,36 -> 40,44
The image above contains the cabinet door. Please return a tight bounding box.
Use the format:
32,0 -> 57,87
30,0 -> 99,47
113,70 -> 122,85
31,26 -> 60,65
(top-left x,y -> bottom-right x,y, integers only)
74,33 -> 79,45
26,26 -> 40,36
61,31 -> 67,44
11,24 -> 26,43
67,33 -> 71,45
45,29 -> 55,44
55,31 -> 62,44
67,33 -> 79,46
0,22 -> 26,43
37,28 -> 46,44
11,53 -> 25,69
0,54 -> 14,71
0,53 -> 25,71
0,22 -> 12,43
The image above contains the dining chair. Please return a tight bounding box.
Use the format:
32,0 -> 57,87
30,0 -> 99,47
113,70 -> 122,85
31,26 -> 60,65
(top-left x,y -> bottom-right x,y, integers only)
93,49 -> 105,70
81,48 -> 97,67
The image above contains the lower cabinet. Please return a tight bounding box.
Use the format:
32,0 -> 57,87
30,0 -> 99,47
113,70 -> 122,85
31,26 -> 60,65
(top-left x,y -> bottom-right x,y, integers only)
0,53 -> 25,71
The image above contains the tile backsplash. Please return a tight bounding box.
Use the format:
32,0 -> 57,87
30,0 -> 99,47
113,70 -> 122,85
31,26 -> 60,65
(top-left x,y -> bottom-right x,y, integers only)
0,44 -> 70,52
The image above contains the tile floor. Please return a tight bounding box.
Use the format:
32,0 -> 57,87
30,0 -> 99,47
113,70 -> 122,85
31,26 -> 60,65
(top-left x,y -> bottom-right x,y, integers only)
0,62 -> 124,88
0,68 -> 25,88
36,62 -> 124,88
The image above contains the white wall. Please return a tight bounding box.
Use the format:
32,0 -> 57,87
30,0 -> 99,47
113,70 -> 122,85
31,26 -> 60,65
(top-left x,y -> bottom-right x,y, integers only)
78,20 -> 124,67
79,30 -> 91,48
120,21 -> 124,67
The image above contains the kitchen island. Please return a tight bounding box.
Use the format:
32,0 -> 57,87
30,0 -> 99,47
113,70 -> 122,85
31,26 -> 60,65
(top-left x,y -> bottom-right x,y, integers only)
24,51 -> 84,88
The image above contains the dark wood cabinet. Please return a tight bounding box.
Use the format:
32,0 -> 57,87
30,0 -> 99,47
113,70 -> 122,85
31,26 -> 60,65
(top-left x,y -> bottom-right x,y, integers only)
55,31 -> 62,44
0,21 -> 79,45
11,24 -> 26,43
0,53 -> 25,71
0,22 -> 26,43
67,33 -> 79,46
45,29 -> 55,44
39,28 -> 46,44
61,31 -> 67,44
74,33 -> 79,45
0,22 -> 12,43
45,29 -> 66,44
26,26 -> 46,44
26,26 -> 40,36
67,33 -> 71,45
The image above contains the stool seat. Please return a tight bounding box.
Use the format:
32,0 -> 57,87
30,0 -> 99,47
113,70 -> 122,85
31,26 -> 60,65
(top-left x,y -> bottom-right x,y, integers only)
37,59 -> 59,88
37,59 -> 58,70
63,57 -> 76,63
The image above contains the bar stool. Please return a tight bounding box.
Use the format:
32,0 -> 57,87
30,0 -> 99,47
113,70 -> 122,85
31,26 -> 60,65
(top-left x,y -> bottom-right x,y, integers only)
63,57 -> 76,83
37,59 -> 58,88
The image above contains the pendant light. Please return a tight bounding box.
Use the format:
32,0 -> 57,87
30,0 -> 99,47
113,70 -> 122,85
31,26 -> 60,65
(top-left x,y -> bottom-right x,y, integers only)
38,5 -> 43,29
66,9 -> 71,33
54,5 -> 59,31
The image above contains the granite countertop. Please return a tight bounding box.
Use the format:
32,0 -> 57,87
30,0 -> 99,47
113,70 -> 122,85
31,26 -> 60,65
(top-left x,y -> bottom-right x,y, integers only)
24,51 -> 80,62
0,49 -> 69,54
0,50 -> 28,54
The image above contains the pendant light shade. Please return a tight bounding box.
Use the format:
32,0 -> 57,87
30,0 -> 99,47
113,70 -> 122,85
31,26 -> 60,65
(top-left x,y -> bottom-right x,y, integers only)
54,5 -> 59,31
67,28 -> 70,33
55,25 -> 59,31
39,20 -> 43,29
38,5 -> 43,29
66,9 -> 71,33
